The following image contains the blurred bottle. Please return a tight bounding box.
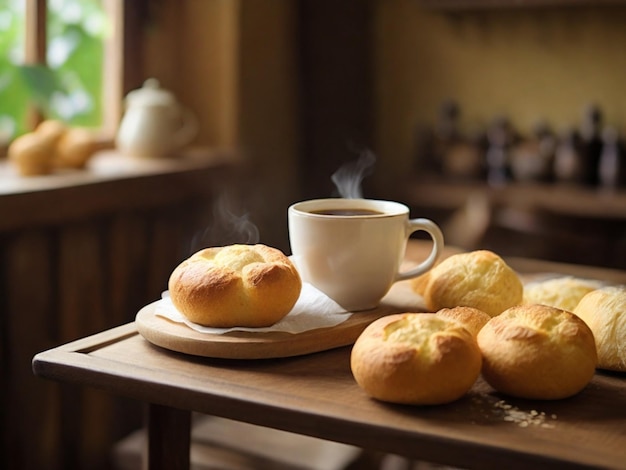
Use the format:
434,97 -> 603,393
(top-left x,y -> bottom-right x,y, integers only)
510,121 -> 556,183
486,116 -> 516,186
554,127 -> 585,184
414,99 -> 461,176
598,126 -> 625,190
579,104 -> 604,186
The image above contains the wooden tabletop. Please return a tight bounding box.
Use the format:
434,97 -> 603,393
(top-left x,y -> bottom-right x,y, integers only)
32,243 -> 626,470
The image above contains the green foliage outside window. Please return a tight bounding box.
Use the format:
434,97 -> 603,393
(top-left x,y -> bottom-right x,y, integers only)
0,0 -> 106,144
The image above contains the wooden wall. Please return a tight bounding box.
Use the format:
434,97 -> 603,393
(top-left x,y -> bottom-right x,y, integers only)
1,153 -> 235,469
139,0 -> 301,252
296,0 -> 376,200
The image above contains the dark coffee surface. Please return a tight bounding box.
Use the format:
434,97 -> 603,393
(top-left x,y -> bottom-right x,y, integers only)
310,208 -> 383,216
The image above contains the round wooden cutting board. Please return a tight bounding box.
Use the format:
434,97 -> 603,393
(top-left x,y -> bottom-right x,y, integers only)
135,279 -> 428,359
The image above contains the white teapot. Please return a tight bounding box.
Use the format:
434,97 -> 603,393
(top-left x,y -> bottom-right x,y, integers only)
116,78 -> 197,159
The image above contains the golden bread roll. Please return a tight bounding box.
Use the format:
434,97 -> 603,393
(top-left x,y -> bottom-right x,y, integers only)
523,276 -> 602,312
36,120 -> 67,152
573,286 -> 626,372
477,304 -> 597,400
436,306 -> 491,337
36,119 -> 67,142
35,119 -> 67,168
410,271 -> 430,297
8,132 -> 55,176
54,127 -> 98,169
168,244 -> 302,328
350,313 -> 482,405
413,250 -> 523,317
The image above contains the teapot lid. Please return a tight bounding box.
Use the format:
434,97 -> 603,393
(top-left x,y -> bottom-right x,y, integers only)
125,78 -> 177,107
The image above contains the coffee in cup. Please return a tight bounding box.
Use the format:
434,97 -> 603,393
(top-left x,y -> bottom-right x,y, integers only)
288,198 -> 444,311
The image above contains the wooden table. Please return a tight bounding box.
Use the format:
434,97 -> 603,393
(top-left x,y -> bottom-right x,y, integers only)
32,243 -> 626,470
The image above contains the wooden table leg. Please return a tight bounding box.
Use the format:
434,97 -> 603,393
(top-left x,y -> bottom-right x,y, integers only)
143,403 -> 191,470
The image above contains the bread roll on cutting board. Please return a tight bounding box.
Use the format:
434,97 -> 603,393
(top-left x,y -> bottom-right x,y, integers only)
168,244 -> 302,328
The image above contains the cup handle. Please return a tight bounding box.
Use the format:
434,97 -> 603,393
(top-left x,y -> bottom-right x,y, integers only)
395,218 -> 444,282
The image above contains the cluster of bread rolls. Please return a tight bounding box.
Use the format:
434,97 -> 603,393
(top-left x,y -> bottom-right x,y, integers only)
8,120 -> 99,176
351,303 -> 597,404
351,249 -> 625,405
168,244 -> 302,328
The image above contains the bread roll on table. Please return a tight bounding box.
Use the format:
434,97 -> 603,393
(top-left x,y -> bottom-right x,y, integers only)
477,304 -> 597,399
412,250 -> 523,317
574,286 -> 626,372
523,276 -> 601,312
350,313 -> 482,405
436,306 -> 491,337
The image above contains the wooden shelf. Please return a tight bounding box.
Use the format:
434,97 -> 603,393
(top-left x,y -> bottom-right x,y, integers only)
398,178 -> 626,269
0,148 -> 237,232
401,179 -> 626,220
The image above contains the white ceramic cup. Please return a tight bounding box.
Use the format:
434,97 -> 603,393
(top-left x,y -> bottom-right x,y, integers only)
288,198 -> 444,311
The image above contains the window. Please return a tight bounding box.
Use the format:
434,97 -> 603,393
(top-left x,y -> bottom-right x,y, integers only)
0,0 -> 126,150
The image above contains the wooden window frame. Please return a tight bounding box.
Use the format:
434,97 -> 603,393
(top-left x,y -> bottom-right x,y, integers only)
22,0 -> 148,143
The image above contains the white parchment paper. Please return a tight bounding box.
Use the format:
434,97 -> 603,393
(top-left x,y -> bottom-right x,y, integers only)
154,283 -> 351,334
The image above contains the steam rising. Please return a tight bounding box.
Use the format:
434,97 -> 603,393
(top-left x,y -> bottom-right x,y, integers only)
189,149 -> 376,253
191,192 -> 260,253
331,149 -> 376,198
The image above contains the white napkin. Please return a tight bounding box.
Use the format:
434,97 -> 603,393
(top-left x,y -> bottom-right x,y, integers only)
154,283 -> 351,334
